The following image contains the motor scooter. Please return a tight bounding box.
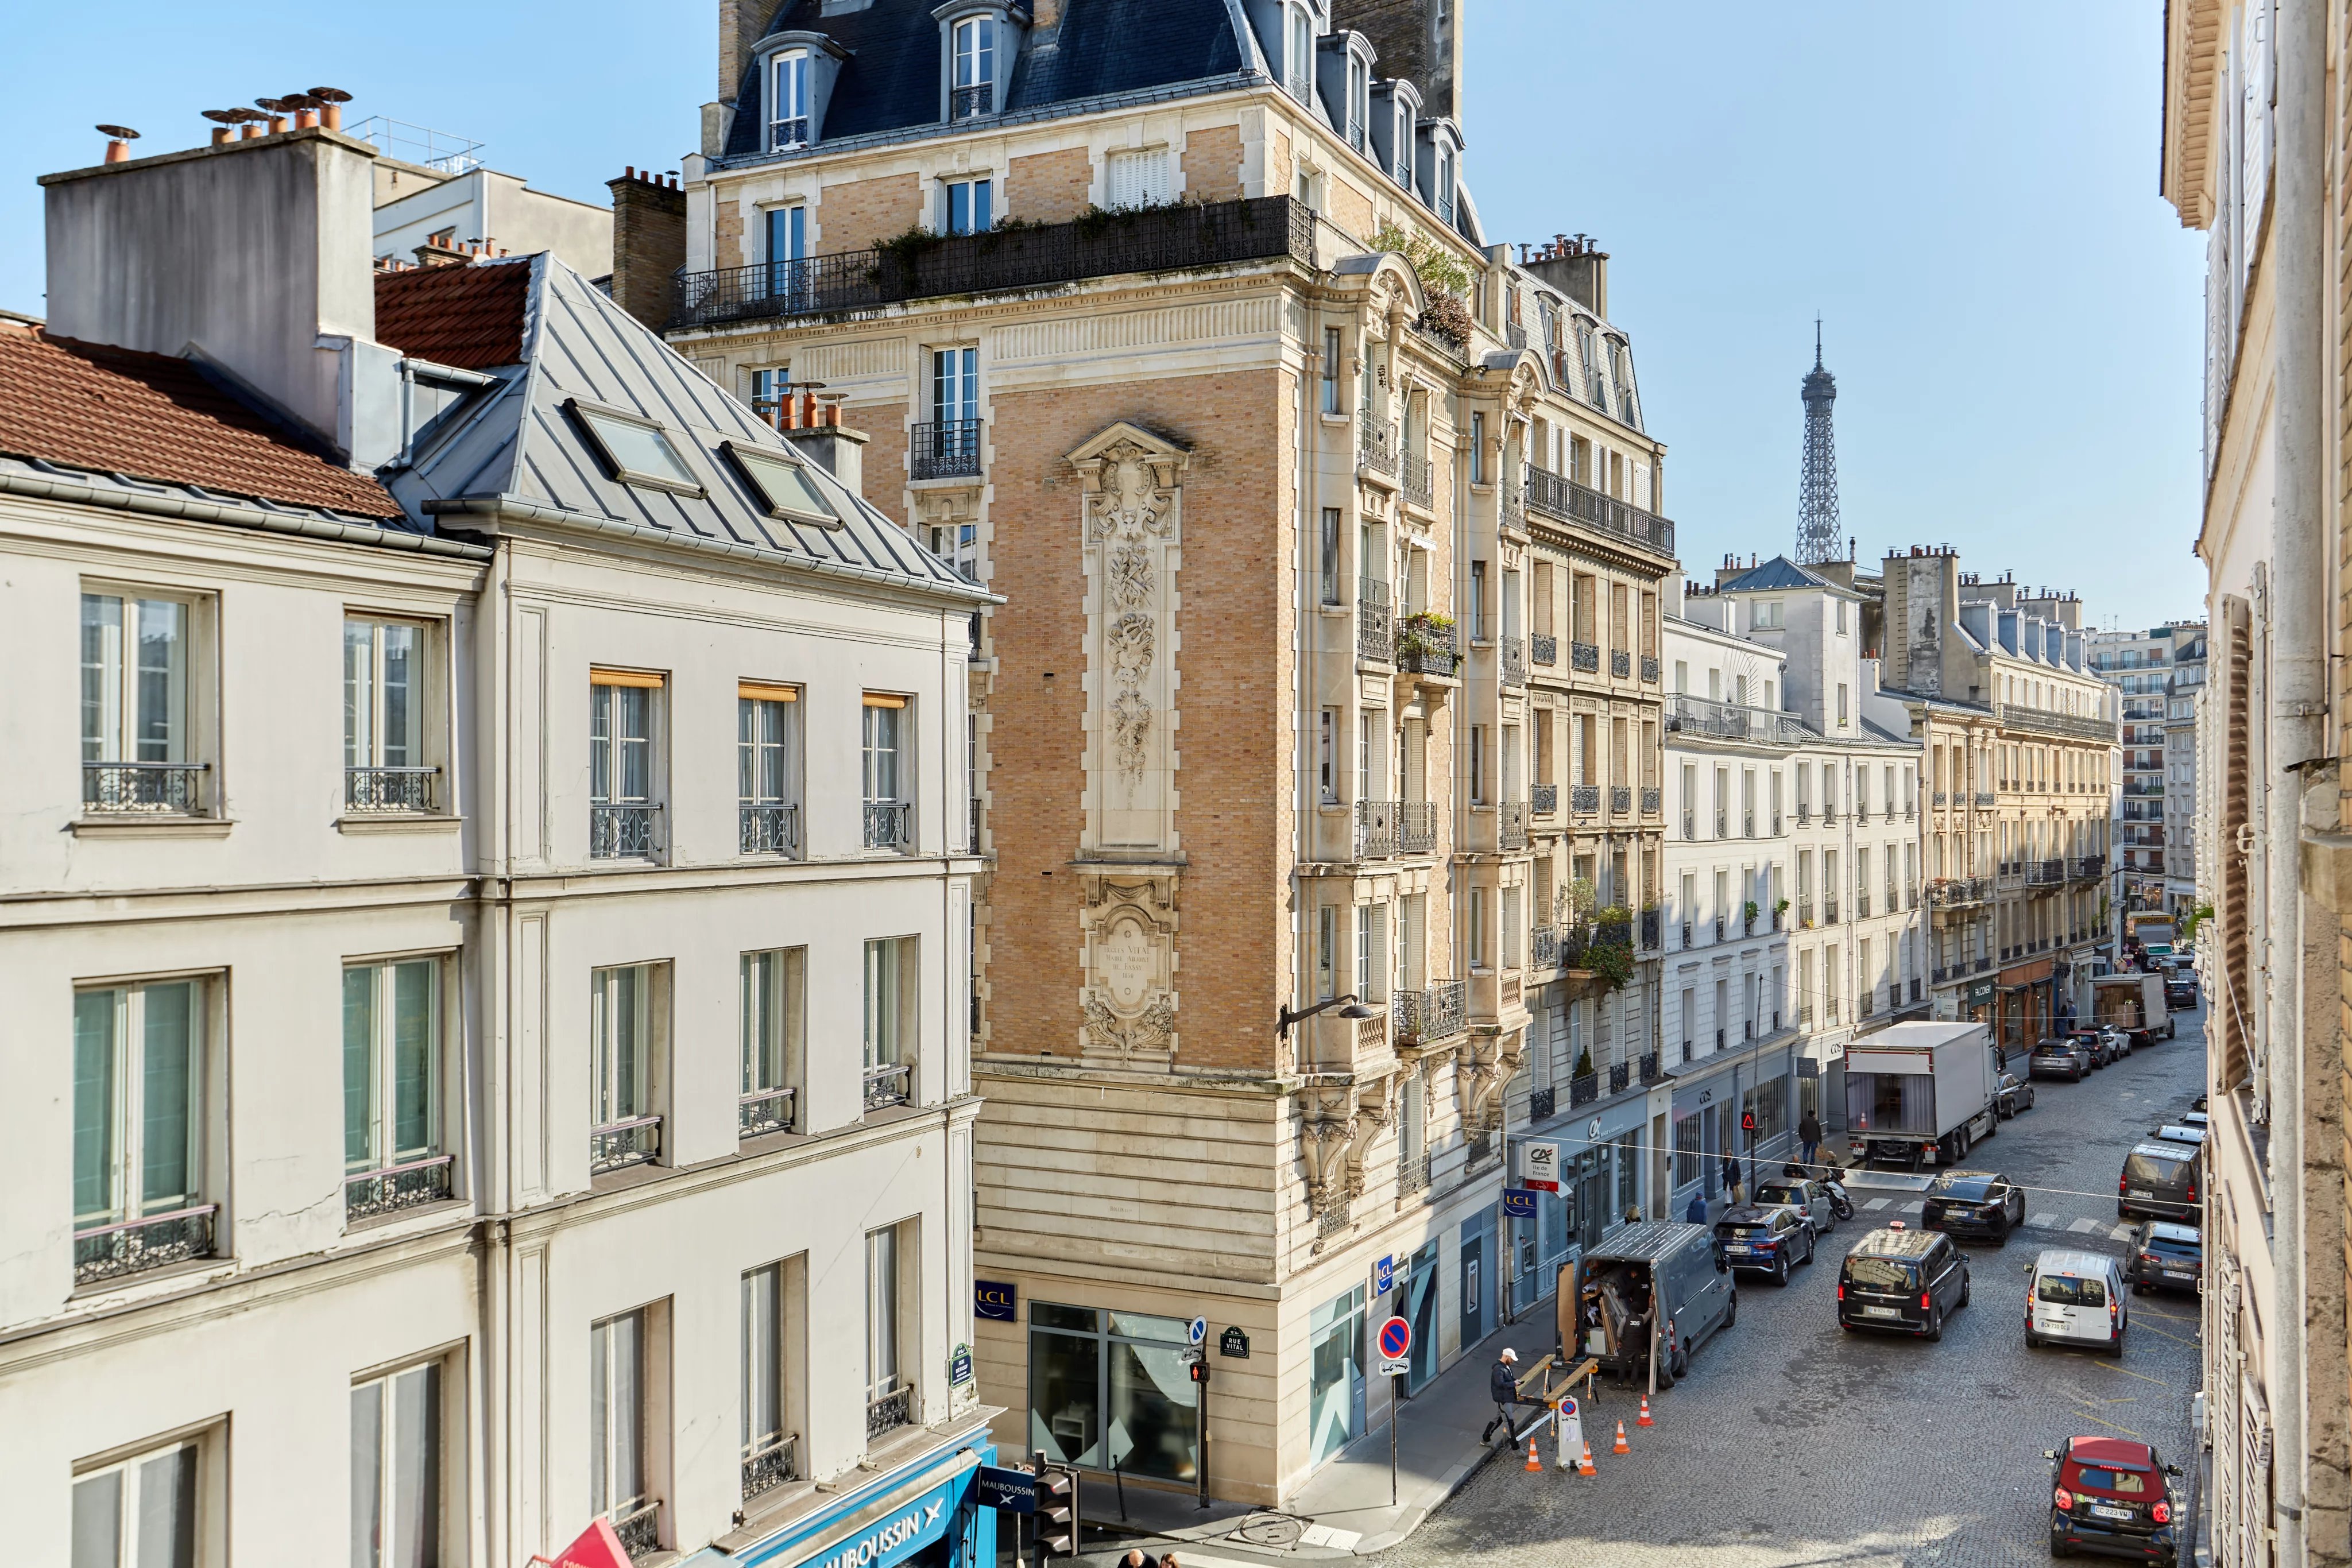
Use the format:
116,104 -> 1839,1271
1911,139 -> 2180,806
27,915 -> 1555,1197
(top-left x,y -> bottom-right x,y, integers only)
1781,1159 -> 1857,1222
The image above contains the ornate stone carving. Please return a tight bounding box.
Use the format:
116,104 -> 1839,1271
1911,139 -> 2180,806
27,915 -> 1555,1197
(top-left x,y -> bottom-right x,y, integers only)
1078,876 -> 1178,1059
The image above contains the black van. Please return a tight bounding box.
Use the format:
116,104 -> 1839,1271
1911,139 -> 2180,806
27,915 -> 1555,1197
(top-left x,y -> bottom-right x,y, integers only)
2119,1142 -> 2200,1221
1568,1220 -> 1735,1389
1837,1226 -> 1971,1340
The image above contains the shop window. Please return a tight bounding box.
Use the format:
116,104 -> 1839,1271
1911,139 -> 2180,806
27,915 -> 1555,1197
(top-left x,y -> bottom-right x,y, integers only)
1026,1304 -> 1198,1480
1307,1284 -> 1366,1469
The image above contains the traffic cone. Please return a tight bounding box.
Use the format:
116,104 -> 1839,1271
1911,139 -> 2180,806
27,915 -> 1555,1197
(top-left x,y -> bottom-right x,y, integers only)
1576,1439 -> 1597,1477
1637,1395 -> 1655,1427
1612,1419 -> 1630,1455
1526,1434 -> 1541,1472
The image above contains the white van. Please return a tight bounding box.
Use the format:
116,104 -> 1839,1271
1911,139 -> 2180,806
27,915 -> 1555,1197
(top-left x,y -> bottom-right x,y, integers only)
2026,1249 -> 2129,1355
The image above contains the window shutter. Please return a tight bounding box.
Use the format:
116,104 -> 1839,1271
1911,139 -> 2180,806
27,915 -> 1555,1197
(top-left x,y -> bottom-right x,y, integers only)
590,667 -> 666,690
1107,149 -> 1168,210
2215,594 -> 2253,1091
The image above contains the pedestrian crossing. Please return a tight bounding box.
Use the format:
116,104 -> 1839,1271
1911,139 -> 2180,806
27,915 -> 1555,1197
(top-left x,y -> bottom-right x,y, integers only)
1851,1195 -> 2136,1241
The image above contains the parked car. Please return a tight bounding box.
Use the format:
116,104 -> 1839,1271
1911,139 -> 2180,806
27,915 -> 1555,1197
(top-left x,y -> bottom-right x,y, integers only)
2119,1142 -> 2201,1221
1714,1203 -> 1816,1284
2179,1109 -> 2209,1131
1838,1226 -> 1971,1339
2152,1124 -> 2207,1151
2164,974 -> 2199,1009
2046,1435 -> 2183,1563
2102,1024 -> 2133,1059
2031,1037 -> 2094,1081
2082,1028 -> 2118,1068
1922,1169 -> 2028,1243
2124,1221 -> 2203,1296
1754,1176 -> 1837,1236
1998,1072 -> 2038,1118
2028,1249 -> 2130,1356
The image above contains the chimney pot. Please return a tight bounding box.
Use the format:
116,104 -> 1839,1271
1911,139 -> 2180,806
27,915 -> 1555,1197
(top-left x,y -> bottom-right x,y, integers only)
295,108 -> 319,129
625,165 -> 636,179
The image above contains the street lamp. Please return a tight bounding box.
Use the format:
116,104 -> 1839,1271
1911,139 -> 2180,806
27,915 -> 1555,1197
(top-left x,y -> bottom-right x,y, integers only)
1277,993 -> 1381,1044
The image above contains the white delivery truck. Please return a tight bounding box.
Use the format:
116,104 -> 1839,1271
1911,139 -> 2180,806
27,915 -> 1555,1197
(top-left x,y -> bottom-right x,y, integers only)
2087,971 -> 2172,1046
1844,1020 -> 2002,1170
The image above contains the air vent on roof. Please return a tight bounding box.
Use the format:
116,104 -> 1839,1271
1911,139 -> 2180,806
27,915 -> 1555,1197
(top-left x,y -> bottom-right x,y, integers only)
96,125 -> 140,163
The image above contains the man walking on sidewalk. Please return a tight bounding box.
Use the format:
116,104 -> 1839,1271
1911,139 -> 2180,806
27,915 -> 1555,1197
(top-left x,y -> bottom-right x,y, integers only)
1479,1346 -> 1527,1446
1720,1151 -> 1743,1207
1798,1109 -> 1823,1170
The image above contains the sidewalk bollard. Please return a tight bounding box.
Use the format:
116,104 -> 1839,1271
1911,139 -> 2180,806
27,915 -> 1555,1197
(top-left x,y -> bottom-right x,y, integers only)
1576,1440 -> 1597,1477
1638,1395 -> 1654,1428
1612,1420 -> 1630,1455
1525,1435 -> 1541,1473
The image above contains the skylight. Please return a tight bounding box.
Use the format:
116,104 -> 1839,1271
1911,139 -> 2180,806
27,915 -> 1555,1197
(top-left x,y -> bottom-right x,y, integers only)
567,400 -> 703,495
723,440 -> 841,526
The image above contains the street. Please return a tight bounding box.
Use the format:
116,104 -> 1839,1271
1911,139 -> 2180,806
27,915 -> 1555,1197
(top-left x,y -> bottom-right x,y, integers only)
1372,1005 -> 2210,1568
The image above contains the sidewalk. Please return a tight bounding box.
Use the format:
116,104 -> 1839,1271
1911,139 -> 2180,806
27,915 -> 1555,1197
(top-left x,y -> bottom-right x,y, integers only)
1074,1313 -> 1558,1563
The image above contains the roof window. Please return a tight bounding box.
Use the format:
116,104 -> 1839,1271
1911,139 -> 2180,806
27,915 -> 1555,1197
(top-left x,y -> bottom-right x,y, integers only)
723,440 -> 841,526
568,400 -> 703,495
772,51 -> 811,148
952,16 -> 996,118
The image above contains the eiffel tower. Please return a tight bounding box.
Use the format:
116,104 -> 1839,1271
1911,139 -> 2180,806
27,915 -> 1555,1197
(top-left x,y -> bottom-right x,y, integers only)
1796,321 -> 1842,565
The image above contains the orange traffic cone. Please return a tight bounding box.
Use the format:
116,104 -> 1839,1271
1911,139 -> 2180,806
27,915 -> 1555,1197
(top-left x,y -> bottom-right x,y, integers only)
1637,1395 -> 1654,1427
1525,1434 -> 1541,1472
1612,1419 -> 1631,1455
1576,1439 -> 1597,1477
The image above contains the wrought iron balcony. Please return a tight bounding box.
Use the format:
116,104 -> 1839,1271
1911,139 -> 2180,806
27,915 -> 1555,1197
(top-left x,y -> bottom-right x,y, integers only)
591,803 -> 660,859
344,1154 -> 455,1220
1395,615 -> 1459,677
1530,632 -> 1557,666
1394,979 -> 1467,1046
1639,1050 -> 1662,1085
1996,703 -> 2118,744
610,1502 -> 662,1562
739,1086 -> 797,1138
911,419 -> 982,480
863,1062 -> 914,1111
863,800 -> 914,851
1824,896 -> 1840,922
740,803 -> 802,856
1681,810 -> 1697,839
83,760 -> 207,815
1398,1149 -> 1430,1194
769,117 -> 810,149
1506,322 -> 1529,350
1608,1060 -> 1630,1094
672,195 -> 1316,329
2028,858 -> 2066,886
1932,791 -> 1948,807
1499,800 -> 1529,850
1570,640 -> 1600,673
1856,893 -> 1871,917
866,1383 -> 913,1438
1358,578 -> 1393,663
1641,787 -> 1661,815
1398,800 -> 1440,854
1612,786 -> 1633,815
1530,782 -> 1557,816
1501,635 -> 1527,686
1570,784 -> 1599,814
1743,809 -> 1755,838
1568,1071 -> 1600,1108
1358,415 -> 1398,477
1355,798 -> 1400,858
1664,694 -> 1819,746
1400,448 -> 1434,509
346,765 -> 437,812
1641,655 -> 1660,683
74,1204 -> 218,1284
1611,649 -> 1631,679
2072,854 -> 2106,880
951,82 -> 993,119
1641,909 -> 1662,950
1974,791 -> 1997,807
1530,1086 -> 1556,1121
1532,924 -> 1558,967
591,1114 -> 662,1174
742,1433 -> 800,1500
1519,463 -> 1677,557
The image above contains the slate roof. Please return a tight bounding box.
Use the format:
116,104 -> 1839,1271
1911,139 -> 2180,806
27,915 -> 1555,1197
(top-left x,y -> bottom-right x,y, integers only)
0,322 -> 401,518
1719,555 -> 1835,593
722,0 -> 1252,159
385,254 -> 983,599
377,260 -> 532,370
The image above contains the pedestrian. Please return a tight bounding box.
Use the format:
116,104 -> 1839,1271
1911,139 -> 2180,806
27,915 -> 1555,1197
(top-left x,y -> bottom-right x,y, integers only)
1685,1188 -> 1708,1224
1719,1151 -> 1742,1206
1798,1109 -> 1823,1170
1119,1551 -> 1159,1568
1479,1346 -> 1524,1444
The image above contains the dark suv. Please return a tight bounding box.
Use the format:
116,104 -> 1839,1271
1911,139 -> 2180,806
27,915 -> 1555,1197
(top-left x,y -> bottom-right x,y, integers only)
1713,1203 -> 1816,1285
2119,1143 -> 2200,1221
2031,1037 -> 2093,1081
1837,1226 -> 1970,1339
2047,1435 -> 2183,1563
2124,1222 -> 2203,1296
1921,1169 -> 2026,1244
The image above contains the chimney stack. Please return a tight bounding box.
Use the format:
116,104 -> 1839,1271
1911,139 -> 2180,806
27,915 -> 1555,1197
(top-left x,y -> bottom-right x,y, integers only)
606,164 -> 687,332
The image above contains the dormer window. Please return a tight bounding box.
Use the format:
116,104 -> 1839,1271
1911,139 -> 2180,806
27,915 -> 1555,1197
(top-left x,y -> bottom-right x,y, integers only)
1287,5 -> 1314,102
953,16 -> 996,118
1434,146 -> 1454,226
771,51 -> 810,148
1347,53 -> 1369,152
1392,103 -> 1413,184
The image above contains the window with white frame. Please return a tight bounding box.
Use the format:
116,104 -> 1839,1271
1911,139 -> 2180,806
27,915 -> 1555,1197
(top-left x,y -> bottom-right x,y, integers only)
740,948 -> 803,1137
941,175 -> 993,235
342,957 -> 448,1218
1286,3 -> 1313,99
344,615 -> 433,811
1105,148 -> 1170,210
770,51 -> 810,147
951,16 -> 996,117
865,1225 -> 910,1426
1318,708 -> 1339,802
1356,903 -> 1388,1002
1434,145 -> 1454,225
742,1261 -> 798,1497
764,207 -> 807,303
738,682 -> 802,855
590,964 -> 662,1173
862,936 -> 918,1109
351,1360 -> 443,1568
1316,905 -> 1338,999
80,587 -> 202,814
862,694 -> 914,850
74,978 -> 214,1281
73,1434 -> 204,1568
1346,51 -> 1370,150
590,1308 -> 656,1548
590,671 -> 661,859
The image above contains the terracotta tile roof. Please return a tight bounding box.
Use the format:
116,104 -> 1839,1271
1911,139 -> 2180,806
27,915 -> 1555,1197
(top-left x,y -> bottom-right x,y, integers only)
375,258 -> 531,370
0,324 -> 401,518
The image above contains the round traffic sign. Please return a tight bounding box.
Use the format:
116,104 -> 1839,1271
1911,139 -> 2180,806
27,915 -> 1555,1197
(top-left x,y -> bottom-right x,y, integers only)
1377,1315 -> 1412,1360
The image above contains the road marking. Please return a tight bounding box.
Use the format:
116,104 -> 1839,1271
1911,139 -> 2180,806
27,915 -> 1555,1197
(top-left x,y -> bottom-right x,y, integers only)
2069,1407 -> 2150,1441
1865,1197 -> 1891,1210
2093,1360 -> 2176,1389
2111,1224 -> 2137,1240
1898,1201 -> 1924,1214
2068,1217 -> 2102,1233
2030,1213 -> 2060,1229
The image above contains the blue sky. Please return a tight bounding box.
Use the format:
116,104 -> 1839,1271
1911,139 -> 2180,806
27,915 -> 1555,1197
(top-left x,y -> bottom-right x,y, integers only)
0,2 -> 2205,626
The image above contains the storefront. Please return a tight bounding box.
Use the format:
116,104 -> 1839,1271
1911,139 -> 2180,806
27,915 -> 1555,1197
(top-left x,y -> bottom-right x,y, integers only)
1305,1283 -> 1365,1469
693,1437 -> 996,1568
1666,1039 -> 1798,1213
1996,959 -> 2055,1056
1025,1304 -> 1200,1482
1506,1094 -> 1650,1316
1800,1029 -> 1845,1137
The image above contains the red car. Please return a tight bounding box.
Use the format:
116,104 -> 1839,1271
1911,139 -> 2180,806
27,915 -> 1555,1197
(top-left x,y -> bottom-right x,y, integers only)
2047,1435 -> 2183,1562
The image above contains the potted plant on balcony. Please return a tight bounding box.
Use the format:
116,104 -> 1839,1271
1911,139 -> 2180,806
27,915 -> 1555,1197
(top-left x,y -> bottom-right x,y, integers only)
1395,610 -> 1455,669
1773,897 -> 1790,930
1743,899 -> 1759,934
1371,220 -> 1475,348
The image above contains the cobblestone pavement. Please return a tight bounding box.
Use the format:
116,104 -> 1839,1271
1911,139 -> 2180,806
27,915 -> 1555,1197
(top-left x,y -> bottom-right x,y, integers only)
1371,1005 -> 2209,1568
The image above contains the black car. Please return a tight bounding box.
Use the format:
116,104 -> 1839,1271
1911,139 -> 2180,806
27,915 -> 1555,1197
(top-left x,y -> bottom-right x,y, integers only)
1838,1226 -> 1971,1339
2125,1221 -> 2203,1295
1998,1072 -> 2037,1118
2031,1037 -> 2093,1081
1713,1203 -> 1816,1285
1922,1169 -> 2027,1243
2077,1029 -> 2114,1069
2164,975 -> 2199,1009
2047,1435 -> 2183,1563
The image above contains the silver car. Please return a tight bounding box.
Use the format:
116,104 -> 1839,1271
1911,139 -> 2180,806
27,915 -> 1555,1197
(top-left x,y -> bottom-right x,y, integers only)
1754,1176 -> 1836,1237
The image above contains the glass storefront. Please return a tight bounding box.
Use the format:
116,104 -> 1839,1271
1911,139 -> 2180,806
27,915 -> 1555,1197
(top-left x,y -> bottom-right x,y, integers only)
1307,1284 -> 1366,1469
1026,1304 -> 1198,1481
1401,1241 -> 1439,1392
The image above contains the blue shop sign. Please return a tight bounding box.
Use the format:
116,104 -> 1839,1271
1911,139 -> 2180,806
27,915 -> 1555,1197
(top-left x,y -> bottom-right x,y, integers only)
734,1442 -> 995,1568
974,1280 -> 1017,1321
1501,1187 -> 1538,1220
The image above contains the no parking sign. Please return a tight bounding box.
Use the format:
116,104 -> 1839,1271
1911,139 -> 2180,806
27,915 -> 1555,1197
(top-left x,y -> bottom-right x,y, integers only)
1554,1393 -> 1583,1466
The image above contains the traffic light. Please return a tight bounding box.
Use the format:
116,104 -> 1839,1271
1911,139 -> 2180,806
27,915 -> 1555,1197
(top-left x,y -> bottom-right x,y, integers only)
1187,1354 -> 1210,1385
1741,1110 -> 1757,1133
1035,1459 -> 1081,1559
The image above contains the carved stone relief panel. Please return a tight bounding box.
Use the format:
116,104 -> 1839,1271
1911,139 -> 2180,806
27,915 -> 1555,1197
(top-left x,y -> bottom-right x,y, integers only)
1078,874 -> 1178,1062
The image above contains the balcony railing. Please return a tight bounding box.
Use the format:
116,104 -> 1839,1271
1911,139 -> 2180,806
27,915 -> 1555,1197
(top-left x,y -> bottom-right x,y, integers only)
1400,448 -> 1434,509
1520,463 -> 1677,556
1664,694 -> 1818,746
672,195 -> 1316,328
1358,415 -> 1398,477
1613,786 -> 1633,815
2072,854 -> 2106,880
1573,784 -> 1601,815
83,761 -> 207,815
740,803 -> 802,856
1395,980 -> 1467,1046
74,1204 -> 218,1284
1641,787 -> 1661,815
1641,909 -> 1662,950
1501,636 -> 1527,686
1355,798 -> 1399,858
769,117 -> 809,149
1639,1050 -> 1662,1085
1358,578 -> 1393,663
911,420 -> 982,481
1570,640 -> 1600,673
1530,632 -> 1557,666
1530,782 -> 1559,818
1398,1149 -> 1430,1194
1641,655 -> 1660,683
1608,1061 -> 1631,1095
343,1153 -> 455,1220
609,1501 -> 662,1563
1973,791 -> 1997,807
1398,800 -> 1439,854
591,803 -> 660,859
1532,924 -> 1558,968
591,1114 -> 662,1175
738,1086 -> 797,1138
1611,649 -> 1631,679
1499,800 -> 1529,850
866,1384 -> 914,1439
863,1062 -> 914,1112
346,765 -> 437,812
1997,703 -> 2118,744
1743,809 -> 1755,838
1569,1071 -> 1600,1108
1395,616 -> 1459,677
2028,858 -> 2066,886
951,81 -> 993,119
1824,896 -> 1840,922
742,1433 -> 800,1501
863,800 -> 913,851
